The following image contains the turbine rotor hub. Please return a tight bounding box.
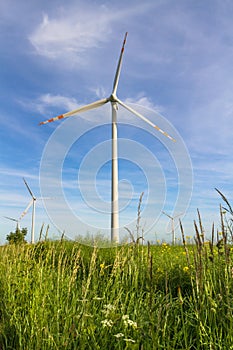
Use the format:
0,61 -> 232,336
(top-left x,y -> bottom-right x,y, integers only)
109,93 -> 117,102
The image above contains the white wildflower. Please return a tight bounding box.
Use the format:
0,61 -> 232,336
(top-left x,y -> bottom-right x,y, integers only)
122,315 -> 129,320
114,333 -> 124,338
102,304 -> 116,316
127,319 -> 137,329
122,315 -> 137,328
104,304 -> 116,311
93,296 -> 104,300
122,315 -> 129,325
101,319 -> 113,328
124,338 -> 136,343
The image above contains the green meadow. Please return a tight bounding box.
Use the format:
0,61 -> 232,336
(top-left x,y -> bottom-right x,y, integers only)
1,211 -> 233,350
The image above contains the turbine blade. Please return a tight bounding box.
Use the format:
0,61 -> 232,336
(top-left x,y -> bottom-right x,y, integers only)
162,211 -> 173,220
117,99 -> 176,142
39,98 -> 109,125
19,199 -> 34,220
4,216 -> 17,222
23,178 -> 35,199
112,32 -> 128,96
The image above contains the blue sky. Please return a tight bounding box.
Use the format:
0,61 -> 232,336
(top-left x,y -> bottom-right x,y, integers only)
1,0 -> 233,244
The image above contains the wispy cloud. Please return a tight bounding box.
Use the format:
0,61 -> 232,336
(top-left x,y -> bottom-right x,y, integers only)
124,94 -> 163,114
29,10 -> 111,62
20,93 -> 79,115
0,167 -> 38,180
28,2 -> 156,66
0,109 -> 43,144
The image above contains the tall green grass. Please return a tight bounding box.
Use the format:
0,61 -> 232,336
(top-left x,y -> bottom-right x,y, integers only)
1,201 -> 233,349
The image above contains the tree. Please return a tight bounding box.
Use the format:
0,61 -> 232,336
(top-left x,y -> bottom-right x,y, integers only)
6,227 -> 27,245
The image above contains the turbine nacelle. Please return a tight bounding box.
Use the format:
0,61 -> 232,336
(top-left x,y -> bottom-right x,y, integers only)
109,94 -> 118,102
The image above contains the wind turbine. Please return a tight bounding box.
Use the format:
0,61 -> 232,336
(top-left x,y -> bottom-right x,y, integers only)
21,178 -> 52,243
20,178 -> 37,243
39,32 -> 175,243
162,211 -> 183,245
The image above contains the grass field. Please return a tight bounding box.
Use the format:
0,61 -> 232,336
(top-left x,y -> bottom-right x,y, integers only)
1,209 -> 233,350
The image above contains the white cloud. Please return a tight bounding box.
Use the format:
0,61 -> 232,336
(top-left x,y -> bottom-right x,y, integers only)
39,94 -> 78,111
0,167 -> 38,180
29,8 -> 112,62
0,109 -> 43,144
28,2 -> 156,65
20,93 -> 79,115
90,86 -> 107,99
124,94 -> 163,114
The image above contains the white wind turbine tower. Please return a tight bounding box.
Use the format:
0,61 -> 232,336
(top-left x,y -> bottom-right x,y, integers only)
39,33 -> 176,243
162,211 -> 183,245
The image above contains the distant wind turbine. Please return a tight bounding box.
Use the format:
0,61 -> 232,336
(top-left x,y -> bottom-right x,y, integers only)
21,178 -> 51,244
39,32 -> 175,243
20,178 -> 37,244
162,211 -> 183,245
